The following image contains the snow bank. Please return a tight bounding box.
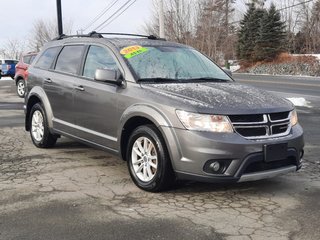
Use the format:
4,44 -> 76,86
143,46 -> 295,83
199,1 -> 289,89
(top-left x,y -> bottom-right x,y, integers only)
286,97 -> 312,108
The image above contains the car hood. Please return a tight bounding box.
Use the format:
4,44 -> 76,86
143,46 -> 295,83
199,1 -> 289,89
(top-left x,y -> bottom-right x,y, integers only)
141,82 -> 293,115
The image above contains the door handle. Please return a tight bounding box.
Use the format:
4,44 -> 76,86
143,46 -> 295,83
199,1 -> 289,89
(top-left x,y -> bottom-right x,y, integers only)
44,78 -> 52,83
75,85 -> 85,91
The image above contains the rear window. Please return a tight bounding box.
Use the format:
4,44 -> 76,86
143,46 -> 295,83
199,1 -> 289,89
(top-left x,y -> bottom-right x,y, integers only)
55,45 -> 84,75
4,60 -> 17,64
35,47 -> 60,70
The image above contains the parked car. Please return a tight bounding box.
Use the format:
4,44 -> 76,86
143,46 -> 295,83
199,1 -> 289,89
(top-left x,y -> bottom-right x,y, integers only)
0,59 -> 18,79
24,33 -> 304,192
14,52 -> 38,98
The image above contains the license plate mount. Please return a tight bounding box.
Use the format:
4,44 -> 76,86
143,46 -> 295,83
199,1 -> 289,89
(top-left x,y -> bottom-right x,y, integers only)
263,143 -> 288,162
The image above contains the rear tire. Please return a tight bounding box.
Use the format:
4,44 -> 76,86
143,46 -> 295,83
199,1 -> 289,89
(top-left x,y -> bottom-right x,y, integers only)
127,125 -> 175,192
16,79 -> 26,98
29,103 -> 57,148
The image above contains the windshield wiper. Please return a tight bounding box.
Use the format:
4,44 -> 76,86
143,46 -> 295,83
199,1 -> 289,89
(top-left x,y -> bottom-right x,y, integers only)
138,77 -> 181,83
188,77 -> 231,82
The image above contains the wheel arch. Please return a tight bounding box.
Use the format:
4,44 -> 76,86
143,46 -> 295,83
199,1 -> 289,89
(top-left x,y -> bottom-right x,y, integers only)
15,75 -> 24,85
25,87 -> 54,132
118,104 -> 180,170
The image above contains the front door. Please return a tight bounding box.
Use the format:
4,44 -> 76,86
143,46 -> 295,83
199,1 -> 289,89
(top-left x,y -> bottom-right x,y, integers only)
73,45 -> 122,151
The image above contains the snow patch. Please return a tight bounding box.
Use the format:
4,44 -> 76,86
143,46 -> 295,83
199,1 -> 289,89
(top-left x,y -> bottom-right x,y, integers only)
286,97 -> 312,108
230,65 -> 240,72
0,77 -> 12,81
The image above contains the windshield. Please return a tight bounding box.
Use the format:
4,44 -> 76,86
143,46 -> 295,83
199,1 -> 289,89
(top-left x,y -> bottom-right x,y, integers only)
121,46 -> 232,82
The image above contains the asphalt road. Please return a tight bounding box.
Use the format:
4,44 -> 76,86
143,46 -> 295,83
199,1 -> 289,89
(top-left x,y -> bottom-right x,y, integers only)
233,73 -> 320,95
0,76 -> 320,240
233,73 -> 320,105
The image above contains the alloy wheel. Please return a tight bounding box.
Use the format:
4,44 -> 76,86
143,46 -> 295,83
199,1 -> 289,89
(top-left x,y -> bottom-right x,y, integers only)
131,136 -> 158,182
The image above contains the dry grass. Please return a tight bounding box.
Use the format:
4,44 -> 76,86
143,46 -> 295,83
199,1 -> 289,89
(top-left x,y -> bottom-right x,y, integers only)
239,52 -> 318,70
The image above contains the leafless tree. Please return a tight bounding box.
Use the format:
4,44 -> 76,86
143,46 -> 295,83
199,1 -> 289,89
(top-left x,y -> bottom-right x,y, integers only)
28,18 -> 73,52
1,38 -> 26,59
145,0 -> 236,64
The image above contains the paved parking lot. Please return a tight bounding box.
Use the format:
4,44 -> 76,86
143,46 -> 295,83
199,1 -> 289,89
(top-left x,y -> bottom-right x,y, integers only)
0,79 -> 320,240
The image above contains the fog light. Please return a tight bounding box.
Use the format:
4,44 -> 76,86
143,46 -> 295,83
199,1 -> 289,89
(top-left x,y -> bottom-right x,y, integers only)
203,159 -> 232,174
210,161 -> 221,172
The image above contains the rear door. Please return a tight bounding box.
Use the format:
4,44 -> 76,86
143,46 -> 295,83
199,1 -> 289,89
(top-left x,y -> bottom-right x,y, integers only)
73,45 -> 122,150
42,45 -> 85,134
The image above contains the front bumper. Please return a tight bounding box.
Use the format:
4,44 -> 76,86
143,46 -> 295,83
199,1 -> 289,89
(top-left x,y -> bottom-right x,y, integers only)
162,124 -> 304,183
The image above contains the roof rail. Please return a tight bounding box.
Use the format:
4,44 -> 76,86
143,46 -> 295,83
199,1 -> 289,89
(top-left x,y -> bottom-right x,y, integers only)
53,31 -> 165,41
97,32 -> 165,40
53,31 -> 103,40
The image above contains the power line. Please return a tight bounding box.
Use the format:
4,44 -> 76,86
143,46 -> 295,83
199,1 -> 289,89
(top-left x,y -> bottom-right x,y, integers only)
82,0 -> 119,31
278,0 -> 315,11
94,0 -> 135,31
231,0 -> 316,25
96,0 -> 137,31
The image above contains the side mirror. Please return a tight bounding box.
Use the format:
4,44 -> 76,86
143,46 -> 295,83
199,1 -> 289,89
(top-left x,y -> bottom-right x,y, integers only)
94,68 -> 123,86
222,67 -> 232,77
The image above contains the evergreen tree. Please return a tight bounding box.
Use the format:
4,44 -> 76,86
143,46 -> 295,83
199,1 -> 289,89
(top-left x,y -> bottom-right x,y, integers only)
254,4 -> 286,61
236,3 -> 286,62
236,3 -> 265,61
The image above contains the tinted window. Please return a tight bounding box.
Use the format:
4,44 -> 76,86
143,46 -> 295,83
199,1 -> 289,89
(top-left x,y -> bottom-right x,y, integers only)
4,60 -> 17,64
23,56 -> 32,64
83,46 -> 118,79
30,55 -> 37,64
55,45 -> 84,75
35,47 -> 60,69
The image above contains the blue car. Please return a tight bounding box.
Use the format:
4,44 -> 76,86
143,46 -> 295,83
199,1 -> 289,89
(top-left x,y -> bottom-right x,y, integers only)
0,59 -> 18,79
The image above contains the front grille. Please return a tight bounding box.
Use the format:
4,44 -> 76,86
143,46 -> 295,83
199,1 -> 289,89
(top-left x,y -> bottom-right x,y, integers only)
229,112 -> 291,139
236,127 -> 267,137
229,114 -> 264,123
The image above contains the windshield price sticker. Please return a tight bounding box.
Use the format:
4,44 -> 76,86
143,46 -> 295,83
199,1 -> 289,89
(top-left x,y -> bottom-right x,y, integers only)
120,45 -> 148,59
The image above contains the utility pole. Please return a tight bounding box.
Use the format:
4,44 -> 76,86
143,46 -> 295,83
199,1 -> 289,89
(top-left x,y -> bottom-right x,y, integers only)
159,0 -> 165,38
56,0 -> 63,36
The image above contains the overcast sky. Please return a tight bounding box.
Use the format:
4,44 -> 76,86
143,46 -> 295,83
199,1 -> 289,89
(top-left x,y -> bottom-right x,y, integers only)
0,0 -> 154,49
0,0 -> 259,52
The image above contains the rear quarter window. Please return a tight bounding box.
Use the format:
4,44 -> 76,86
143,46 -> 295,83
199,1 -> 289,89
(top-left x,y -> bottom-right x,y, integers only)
23,56 -> 32,64
35,47 -> 60,70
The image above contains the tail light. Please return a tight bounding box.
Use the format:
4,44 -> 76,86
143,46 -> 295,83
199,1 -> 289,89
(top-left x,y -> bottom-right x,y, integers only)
25,70 -> 29,80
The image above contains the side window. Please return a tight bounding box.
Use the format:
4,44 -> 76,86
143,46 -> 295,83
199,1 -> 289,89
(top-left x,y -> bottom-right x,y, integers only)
34,47 -> 60,69
55,45 -> 84,75
23,56 -> 31,64
83,46 -> 118,79
30,55 -> 37,64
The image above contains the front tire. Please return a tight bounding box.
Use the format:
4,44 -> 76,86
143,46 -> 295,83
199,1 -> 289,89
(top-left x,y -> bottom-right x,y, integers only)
127,125 -> 175,192
29,103 -> 57,148
16,79 -> 26,98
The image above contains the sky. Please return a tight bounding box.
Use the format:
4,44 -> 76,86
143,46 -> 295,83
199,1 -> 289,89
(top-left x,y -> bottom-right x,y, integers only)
0,0 -> 154,49
0,0 -> 273,53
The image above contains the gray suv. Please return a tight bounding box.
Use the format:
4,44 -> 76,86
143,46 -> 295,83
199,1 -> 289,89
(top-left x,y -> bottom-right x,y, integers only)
24,33 -> 304,192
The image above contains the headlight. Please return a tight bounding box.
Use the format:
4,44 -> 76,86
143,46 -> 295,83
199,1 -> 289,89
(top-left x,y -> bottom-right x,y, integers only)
176,110 -> 233,133
290,109 -> 298,126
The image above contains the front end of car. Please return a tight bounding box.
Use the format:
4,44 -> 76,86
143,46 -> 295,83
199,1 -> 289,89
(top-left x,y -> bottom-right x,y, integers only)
170,109 -> 304,183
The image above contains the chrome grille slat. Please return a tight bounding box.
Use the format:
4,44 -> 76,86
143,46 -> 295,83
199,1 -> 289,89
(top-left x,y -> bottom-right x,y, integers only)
229,112 -> 291,140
